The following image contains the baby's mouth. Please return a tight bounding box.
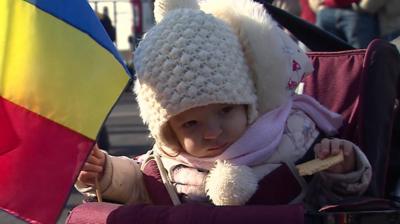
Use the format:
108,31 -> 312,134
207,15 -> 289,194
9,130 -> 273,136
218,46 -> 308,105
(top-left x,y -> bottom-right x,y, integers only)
208,143 -> 229,151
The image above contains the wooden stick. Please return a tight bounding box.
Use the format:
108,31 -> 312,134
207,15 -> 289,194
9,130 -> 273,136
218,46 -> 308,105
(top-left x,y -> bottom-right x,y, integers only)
296,151 -> 344,176
95,177 -> 103,202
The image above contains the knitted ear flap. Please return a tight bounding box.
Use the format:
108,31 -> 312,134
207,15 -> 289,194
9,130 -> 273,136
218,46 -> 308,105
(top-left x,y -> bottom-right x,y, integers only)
201,0 -> 313,113
154,0 -> 199,23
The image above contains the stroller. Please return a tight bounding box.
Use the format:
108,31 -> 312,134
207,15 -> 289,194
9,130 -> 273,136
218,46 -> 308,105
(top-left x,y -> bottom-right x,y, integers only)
66,3 -> 400,224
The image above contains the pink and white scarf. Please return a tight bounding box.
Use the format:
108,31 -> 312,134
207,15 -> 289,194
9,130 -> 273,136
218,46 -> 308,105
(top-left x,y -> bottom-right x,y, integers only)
171,94 -> 343,170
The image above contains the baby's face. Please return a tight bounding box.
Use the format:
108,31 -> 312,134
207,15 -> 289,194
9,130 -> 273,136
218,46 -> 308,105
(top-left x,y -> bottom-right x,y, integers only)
169,104 -> 247,158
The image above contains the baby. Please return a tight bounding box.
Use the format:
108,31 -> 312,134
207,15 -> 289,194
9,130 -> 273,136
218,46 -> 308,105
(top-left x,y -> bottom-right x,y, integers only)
76,0 -> 371,207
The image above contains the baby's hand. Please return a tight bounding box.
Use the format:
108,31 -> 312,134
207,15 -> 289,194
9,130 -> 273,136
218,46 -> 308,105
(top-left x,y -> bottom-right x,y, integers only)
313,138 -> 356,174
77,144 -> 106,186
172,166 -> 207,200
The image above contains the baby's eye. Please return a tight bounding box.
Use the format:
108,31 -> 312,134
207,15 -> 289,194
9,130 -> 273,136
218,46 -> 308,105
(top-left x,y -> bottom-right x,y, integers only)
182,120 -> 197,128
221,106 -> 233,114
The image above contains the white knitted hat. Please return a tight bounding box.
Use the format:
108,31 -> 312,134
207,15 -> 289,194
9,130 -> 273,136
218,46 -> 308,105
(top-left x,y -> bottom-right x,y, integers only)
133,0 -> 258,146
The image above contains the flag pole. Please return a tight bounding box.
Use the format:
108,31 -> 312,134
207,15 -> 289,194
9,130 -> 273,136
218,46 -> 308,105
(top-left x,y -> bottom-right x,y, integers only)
95,177 -> 103,202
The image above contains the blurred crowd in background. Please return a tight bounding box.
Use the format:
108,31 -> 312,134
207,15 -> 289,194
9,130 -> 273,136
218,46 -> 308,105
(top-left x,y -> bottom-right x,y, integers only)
271,0 -> 400,48
92,0 -> 400,59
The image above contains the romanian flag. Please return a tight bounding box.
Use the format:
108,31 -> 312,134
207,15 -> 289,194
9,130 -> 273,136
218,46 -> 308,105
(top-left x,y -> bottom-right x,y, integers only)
0,0 -> 130,223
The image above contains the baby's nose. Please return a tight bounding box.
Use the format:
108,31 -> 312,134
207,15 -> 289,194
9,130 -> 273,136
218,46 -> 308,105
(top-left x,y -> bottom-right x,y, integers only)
203,122 -> 222,140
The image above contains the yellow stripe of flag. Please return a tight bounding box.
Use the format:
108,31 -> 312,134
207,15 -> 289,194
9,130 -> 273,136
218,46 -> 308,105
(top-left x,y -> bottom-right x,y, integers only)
0,0 -> 129,139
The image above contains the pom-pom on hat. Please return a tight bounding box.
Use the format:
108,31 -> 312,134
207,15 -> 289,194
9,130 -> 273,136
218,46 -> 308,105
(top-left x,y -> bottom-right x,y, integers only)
133,0 -> 258,147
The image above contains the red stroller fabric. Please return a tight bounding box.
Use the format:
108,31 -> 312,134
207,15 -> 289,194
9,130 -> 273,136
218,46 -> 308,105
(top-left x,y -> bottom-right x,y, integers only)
304,39 -> 400,198
65,202 -> 121,224
107,203 -> 304,224
66,202 -> 304,224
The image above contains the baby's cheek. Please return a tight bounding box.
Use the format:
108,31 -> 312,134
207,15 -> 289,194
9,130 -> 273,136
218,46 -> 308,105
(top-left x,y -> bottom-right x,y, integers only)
182,138 -> 198,154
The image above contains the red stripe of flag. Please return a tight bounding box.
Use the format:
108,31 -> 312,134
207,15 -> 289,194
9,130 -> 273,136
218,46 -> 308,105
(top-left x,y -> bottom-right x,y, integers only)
0,100 -> 20,154
0,97 -> 93,223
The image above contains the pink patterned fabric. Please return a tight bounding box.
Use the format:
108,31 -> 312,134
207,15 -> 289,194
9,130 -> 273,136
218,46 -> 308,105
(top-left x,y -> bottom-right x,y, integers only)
174,94 -> 343,169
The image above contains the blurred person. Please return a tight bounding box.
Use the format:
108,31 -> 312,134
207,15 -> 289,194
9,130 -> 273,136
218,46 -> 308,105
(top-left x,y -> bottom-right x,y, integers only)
309,0 -> 379,48
99,6 -> 116,42
357,0 -> 400,41
299,0 -> 316,23
272,0 -> 301,16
